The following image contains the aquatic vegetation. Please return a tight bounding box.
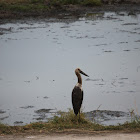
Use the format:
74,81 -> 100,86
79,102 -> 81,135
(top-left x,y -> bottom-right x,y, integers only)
0,0 -> 48,12
0,4 -> 45,12
0,0 -> 102,13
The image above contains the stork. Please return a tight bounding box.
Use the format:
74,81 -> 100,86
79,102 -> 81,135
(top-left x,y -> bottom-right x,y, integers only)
72,68 -> 89,118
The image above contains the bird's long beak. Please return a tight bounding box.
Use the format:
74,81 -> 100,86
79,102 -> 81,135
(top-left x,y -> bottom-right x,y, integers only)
80,70 -> 89,77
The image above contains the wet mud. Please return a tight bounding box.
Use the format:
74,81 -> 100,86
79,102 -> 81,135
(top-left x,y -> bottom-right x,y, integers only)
34,109 -> 54,121
86,110 -> 133,125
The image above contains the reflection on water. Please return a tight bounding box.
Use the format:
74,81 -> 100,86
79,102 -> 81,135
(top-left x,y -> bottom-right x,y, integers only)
0,12 -> 140,125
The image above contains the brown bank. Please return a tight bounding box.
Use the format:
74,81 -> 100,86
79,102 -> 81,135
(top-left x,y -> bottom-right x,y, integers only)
0,131 -> 140,140
0,0 -> 140,19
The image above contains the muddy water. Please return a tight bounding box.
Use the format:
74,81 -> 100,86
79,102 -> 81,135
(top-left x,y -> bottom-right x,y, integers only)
0,12 -> 140,126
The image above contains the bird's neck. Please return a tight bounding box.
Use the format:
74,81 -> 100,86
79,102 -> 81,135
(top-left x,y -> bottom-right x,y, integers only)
76,73 -> 82,85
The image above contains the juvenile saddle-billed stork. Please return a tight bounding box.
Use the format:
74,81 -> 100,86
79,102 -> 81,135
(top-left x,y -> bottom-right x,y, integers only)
72,68 -> 89,118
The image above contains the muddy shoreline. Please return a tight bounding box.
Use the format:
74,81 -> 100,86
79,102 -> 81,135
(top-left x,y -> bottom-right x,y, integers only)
0,4 -> 140,20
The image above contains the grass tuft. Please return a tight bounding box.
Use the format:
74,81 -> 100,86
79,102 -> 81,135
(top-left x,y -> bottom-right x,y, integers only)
27,109 -> 94,131
49,109 -> 92,129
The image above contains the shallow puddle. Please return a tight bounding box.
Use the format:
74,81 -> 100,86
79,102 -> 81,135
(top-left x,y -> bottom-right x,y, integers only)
0,12 -> 140,126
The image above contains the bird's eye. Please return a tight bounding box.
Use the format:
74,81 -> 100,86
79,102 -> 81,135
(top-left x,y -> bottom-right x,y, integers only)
78,68 -> 81,72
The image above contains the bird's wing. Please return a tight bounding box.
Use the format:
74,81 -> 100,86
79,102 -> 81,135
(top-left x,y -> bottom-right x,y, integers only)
80,90 -> 83,107
72,86 -> 83,115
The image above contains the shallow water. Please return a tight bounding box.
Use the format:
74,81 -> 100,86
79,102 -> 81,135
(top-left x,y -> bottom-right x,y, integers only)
0,12 -> 140,126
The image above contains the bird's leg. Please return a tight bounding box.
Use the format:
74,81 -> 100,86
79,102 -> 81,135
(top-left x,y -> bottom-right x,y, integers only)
78,110 -> 81,122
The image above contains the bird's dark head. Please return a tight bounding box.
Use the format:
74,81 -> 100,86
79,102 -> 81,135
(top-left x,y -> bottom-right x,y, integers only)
75,68 -> 89,77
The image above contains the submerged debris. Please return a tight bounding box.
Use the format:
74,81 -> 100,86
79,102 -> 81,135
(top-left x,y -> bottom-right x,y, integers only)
34,109 -> 53,121
104,50 -> 113,52
85,110 -> 131,125
85,78 -> 103,81
14,121 -> 23,124
0,116 -> 9,120
118,42 -> 128,44
0,27 -> 12,32
43,96 -> 49,99
122,23 -> 138,25
0,110 -> 6,114
24,81 -> 31,83
95,44 -> 108,46
135,40 -> 140,42
20,106 -> 34,109
119,78 -> 128,80
35,109 -> 53,114
123,49 -> 130,51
